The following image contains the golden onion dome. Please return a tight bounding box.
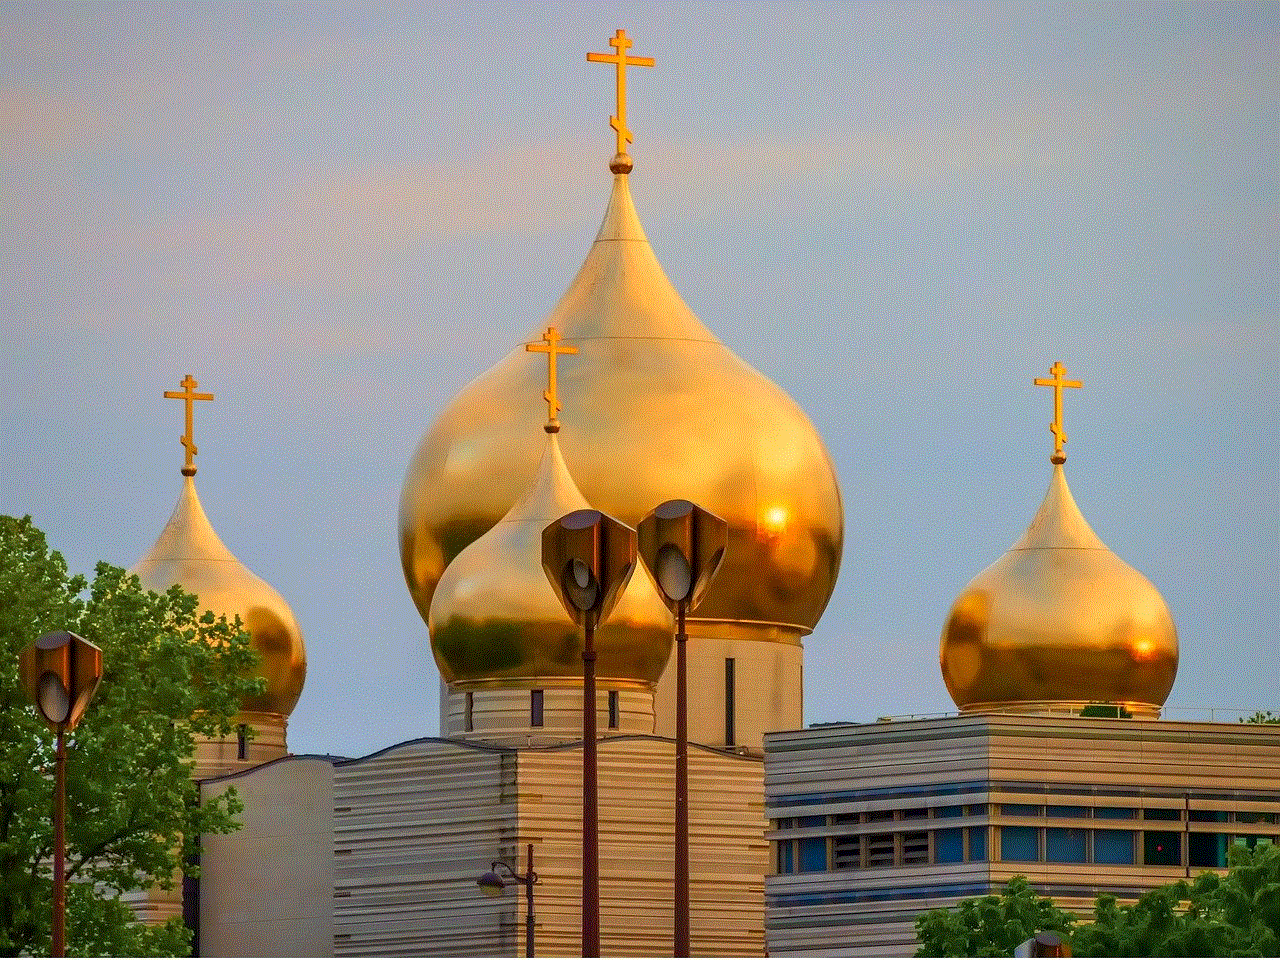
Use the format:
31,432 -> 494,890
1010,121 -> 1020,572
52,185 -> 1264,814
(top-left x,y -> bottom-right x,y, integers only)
400,170 -> 843,644
940,463 -> 1178,717
429,431 -> 673,687
130,476 -> 307,717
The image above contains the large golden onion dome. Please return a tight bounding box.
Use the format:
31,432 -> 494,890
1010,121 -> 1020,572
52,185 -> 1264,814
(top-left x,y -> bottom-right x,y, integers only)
131,476 -> 307,718
429,430 -> 673,687
400,170 -> 843,644
940,462 -> 1178,717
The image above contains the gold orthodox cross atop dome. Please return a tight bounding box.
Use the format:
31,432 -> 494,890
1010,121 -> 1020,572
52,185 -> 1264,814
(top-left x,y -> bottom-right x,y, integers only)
587,28 -> 653,173
1034,361 -> 1083,464
164,374 -> 214,476
525,326 -> 578,433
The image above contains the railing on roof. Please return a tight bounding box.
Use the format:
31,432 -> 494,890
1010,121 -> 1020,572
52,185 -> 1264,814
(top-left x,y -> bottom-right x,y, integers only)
808,707 -> 1268,727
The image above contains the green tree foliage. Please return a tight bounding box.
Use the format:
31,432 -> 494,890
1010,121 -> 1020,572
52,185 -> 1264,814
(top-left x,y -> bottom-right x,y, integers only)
914,876 -> 1076,956
1241,710 -> 1280,724
915,844 -> 1280,957
1,516 -> 262,957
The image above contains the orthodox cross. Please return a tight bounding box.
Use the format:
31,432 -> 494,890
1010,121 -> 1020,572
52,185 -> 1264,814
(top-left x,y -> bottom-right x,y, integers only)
587,29 -> 654,161
1033,361 -> 1083,464
164,374 -> 214,476
526,326 -> 578,433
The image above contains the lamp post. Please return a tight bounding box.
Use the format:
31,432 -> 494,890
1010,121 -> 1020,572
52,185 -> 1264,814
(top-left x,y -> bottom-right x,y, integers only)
542,508 -> 638,958
477,843 -> 539,957
19,631 -> 104,958
637,500 -> 727,957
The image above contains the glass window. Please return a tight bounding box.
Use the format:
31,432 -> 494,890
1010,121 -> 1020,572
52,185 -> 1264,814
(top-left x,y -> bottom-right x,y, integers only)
833,835 -> 861,870
968,827 -> 987,862
1190,810 -> 1229,823
1236,811 -> 1278,825
607,690 -> 619,729
902,808 -> 928,821
799,837 -> 827,872
1189,832 -> 1229,868
798,815 -> 827,828
531,689 -> 544,727
1001,826 -> 1039,862
936,805 -> 964,818
1002,804 -> 1041,817
1094,829 -> 1135,865
1046,827 -> 1088,863
1095,807 -> 1136,819
1144,830 -> 1182,865
1143,808 -> 1182,821
778,841 -> 794,874
867,809 -> 895,822
936,828 -> 964,864
1047,805 -> 1088,818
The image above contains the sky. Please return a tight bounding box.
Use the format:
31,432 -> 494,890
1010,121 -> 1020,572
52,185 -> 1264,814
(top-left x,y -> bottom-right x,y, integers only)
2,2 -> 1276,759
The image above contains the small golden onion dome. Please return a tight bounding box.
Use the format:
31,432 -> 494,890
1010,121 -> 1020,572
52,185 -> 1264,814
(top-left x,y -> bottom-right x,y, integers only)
401,171 -> 843,644
940,464 -> 1178,717
130,477 -> 307,717
429,432 -> 673,688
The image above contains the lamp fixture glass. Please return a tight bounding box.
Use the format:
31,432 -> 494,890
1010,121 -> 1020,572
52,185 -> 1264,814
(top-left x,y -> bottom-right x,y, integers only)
655,543 -> 692,602
477,870 -> 505,897
37,671 -> 70,726
564,559 -> 600,611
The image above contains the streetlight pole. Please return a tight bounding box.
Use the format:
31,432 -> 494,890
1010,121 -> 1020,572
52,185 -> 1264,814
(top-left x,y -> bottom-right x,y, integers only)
637,500 -> 727,959
19,631 -> 103,959
542,509 -> 638,959
477,843 -> 540,957
52,726 -> 66,958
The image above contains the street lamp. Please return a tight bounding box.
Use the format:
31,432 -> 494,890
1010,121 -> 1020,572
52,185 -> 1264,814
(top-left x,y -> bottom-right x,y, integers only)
637,500 -> 726,957
477,843 -> 539,957
542,508 -> 638,958
19,631 -> 104,958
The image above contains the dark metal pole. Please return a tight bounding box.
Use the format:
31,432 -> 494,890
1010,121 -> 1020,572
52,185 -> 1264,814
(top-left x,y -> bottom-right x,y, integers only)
582,614 -> 600,957
525,842 -> 536,958
674,599 -> 690,956
52,726 -> 66,958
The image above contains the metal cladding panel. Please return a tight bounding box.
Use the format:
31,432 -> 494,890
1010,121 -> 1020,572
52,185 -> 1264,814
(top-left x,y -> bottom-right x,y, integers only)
332,739 -> 518,957
517,737 -> 767,957
762,717 -> 1280,956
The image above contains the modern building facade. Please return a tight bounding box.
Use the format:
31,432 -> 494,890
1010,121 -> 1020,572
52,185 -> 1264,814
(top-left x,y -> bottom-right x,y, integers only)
764,714 -> 1280,956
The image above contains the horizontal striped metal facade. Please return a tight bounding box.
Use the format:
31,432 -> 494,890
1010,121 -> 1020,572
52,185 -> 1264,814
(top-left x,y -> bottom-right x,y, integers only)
763,715 -> 1280,957
199,734 -> 767,956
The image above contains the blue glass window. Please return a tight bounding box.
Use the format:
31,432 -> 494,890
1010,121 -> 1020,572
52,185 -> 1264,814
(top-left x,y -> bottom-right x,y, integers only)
1094,829 -> 1135,864
1189,832 -> 1228,868
936,828 -> 964,863
1145,830 -> 1181,865
799,837 -> 827,872
798,815 -> 827,828
778,841 -> 794,874
1002,804 -> 1041,817
1001,826 -> 1039,862
968,827 -> 987,862
1047,805 -> 1088,818
1095,807 -> 1136,820
936,805 -> 964,818
1046,827 -> 1087,863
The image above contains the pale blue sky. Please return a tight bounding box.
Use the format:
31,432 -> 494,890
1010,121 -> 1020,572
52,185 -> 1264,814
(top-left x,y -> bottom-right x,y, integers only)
2,2 -> 1276,756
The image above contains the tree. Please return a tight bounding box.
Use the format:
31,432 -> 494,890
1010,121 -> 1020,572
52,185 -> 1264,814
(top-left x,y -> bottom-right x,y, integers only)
0,516 -> 261,957
914,844 -> 1280,957
914,876 -> 1076,956
1241,710 -> 1280,724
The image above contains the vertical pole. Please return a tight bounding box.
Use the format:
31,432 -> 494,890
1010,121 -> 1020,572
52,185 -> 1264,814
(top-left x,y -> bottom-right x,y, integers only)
582,614 -> 600,957
674,599 -> 690,956
525,842 -> 536,959
52,726 -> 66,958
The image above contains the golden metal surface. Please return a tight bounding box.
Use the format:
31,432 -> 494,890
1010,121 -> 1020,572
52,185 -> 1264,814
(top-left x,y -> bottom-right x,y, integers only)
1033,361 -> 1082,465
587,29 -> 653,166
940,463 -> 1178,715
428,433 -> 673,687
400,173 -> 843,645
164,374 -> 214,477
130,477 -> 307,717
525,326 -> 578,432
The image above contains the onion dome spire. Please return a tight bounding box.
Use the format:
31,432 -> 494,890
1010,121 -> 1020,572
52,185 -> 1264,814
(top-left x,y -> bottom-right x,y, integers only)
131,378 -> 307,720
940,364 -> 1178,718
428,329 -> 673,690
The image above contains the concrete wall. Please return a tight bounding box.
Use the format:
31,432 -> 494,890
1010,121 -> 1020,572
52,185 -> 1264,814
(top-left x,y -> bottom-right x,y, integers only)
199,756 -> 335,956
